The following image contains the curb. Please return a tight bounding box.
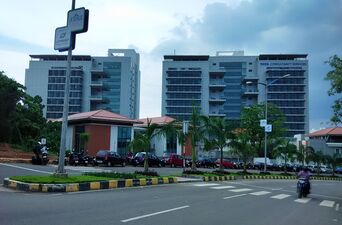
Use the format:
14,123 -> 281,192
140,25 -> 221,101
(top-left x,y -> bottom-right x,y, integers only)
3,177 -> 178,193
0,158 -> 31,163
202,176 -> 236,182
242,175 -> 342,181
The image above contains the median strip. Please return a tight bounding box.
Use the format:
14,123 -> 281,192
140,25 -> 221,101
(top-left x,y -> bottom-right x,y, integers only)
121,205 -> 190,223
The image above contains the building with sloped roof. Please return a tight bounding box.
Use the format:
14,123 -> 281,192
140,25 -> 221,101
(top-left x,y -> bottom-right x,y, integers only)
308,127 -> 342,156
63,109 -> 141,156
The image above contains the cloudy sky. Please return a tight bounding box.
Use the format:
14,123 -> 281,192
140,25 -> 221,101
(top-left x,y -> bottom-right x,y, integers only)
1,0 -> 341,131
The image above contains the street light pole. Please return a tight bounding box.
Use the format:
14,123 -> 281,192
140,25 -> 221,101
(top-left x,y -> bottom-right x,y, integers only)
247,73 -> 290,173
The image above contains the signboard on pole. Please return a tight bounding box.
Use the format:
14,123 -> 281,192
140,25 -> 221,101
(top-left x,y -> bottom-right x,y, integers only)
67,7 -> 89,33
260,119 -> 267,127
265,124 -> 272,133
54,26 -> 74,51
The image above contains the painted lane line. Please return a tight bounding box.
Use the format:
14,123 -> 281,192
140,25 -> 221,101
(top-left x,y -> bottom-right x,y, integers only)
210,186 -> 235,190
230,188 -> 252,193
193,183 -> 220,187
271,194 -> 291,199
121,205 -> 190,223
0,163 -> 52,174
249,191 -> 271,196
320,200 -> 335,208
223,194 -> 247,199
294,198 -> 311,204
336,203 -> 340,211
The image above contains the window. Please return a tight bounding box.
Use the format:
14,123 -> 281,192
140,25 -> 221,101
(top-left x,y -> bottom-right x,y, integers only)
248,69 -> 252,72
336,149 -> 340,154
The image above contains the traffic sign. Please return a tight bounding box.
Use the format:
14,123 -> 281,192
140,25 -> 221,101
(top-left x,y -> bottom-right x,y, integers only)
265,124 -> 272,133
67,7 -> 89,33
260,119 -> 267,127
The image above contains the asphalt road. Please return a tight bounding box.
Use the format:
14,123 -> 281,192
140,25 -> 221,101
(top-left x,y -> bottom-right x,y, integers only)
0,163 -> 341,225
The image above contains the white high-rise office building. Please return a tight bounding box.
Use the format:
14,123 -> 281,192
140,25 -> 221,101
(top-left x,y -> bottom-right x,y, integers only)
162,51 -> 309,137
25,49 -> 140,119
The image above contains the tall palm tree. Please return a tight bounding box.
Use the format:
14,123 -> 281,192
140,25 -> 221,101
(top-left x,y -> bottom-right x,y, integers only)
274,139 -> 297,173
295,144 -> 306,166
202,117 -> 236,172
129,118 -> 179,173
230,132 -> 256,173
325,153 -> 342,176
188,106 -> 206,171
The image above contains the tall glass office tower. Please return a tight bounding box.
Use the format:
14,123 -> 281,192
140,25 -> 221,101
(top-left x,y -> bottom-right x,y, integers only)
25,49 -> 140,119
162,51 -> 308,137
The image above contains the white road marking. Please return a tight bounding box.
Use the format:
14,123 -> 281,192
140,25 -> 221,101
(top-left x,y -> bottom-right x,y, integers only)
336,203 -> 340,211
320,200 -> 335,208
230,188 -> 252,193
120,205 -> 190,223
271,188 -> 283,191
249,191 -> 271,196
223,194 -> 247,199
271,194 -> 291,199
0,163 -> 52,174
294,198 -> 311,204
193,183 -> 220,187
210,185 -> 235,190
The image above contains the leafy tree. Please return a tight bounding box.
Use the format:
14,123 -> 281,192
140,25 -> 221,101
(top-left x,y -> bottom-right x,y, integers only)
273,139 -> 297,173
13,94 -> 46,149
0,71 -> 25,142
230,132 -> 256,173
325,153 -> 342,176
40,121 -> 61,154
240,103 -> 286,157
325,55 -> 342,124
202,117 -> 236,172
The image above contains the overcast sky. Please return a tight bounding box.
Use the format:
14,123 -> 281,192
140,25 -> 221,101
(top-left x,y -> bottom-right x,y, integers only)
1,0 -> 341,132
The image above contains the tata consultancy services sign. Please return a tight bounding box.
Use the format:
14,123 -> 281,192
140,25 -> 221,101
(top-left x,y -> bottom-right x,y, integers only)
54,26 -> 72,51
67,7 -> 89,33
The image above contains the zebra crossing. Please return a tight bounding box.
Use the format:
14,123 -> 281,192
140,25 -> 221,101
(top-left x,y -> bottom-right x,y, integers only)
190,182 -> 338,209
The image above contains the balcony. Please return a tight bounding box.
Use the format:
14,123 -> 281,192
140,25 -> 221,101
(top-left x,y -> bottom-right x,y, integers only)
243,89 -> 258,95
90,81 -> 104,87
209,96 -> 226,103
209,111 -> 225,117
89,95 -> 103,101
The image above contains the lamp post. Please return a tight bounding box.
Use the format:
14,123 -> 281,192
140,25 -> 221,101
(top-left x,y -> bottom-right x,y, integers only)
247,73 -> 290,173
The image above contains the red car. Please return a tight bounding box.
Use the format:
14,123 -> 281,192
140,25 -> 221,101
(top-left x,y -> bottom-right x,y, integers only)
215,159 -> 235,169
163,153 -> 184,167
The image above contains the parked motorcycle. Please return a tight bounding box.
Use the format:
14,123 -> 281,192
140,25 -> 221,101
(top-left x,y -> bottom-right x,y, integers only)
297,178 -> 310,198
32,144 -> 49,165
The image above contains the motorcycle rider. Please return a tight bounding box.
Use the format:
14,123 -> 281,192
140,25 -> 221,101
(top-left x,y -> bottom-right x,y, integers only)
298,167 -> 311,193
33,142 -> 42,161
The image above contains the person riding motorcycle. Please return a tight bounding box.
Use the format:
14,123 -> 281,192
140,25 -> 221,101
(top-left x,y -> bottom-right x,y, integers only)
298,167 -> 311,193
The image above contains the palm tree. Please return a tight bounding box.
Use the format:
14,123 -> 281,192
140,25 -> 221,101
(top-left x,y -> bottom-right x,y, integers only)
188,106 -> 206,171
308,149 -> 325,175
129,118 -> 179,173
325,153 -> 342,176
273,139 -> 297,174
230,132 -> 256,173
295,144 -> 306,166
202,117 -> 236,172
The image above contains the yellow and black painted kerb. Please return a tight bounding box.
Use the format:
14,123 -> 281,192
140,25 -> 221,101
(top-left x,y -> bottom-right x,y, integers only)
3,177 -> 178,193
202,176 -> 236,182
242,175 -> 342,181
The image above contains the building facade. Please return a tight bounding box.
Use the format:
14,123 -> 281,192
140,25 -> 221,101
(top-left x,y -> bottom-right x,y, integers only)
25,49 -> 140,119
308,127 -> 342,156
162,51 -> 308,137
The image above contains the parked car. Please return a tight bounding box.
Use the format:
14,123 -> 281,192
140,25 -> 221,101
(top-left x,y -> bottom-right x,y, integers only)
94,150 -> 127,167
335,166 -> 342,174
215,158 -> 235,169
163,153 -> 184,167
196,157 -> 216,168
132,152 -> 165,167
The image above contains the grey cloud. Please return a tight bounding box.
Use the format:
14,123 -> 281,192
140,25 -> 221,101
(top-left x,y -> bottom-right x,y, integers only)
0,34 -> 50,54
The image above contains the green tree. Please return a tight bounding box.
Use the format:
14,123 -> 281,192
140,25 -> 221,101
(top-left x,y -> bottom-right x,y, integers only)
202,117 -> 236,172
295,144 -> 306,166
129,118 -> 178,172
40,121 -> 61,154
325,55 -> 342,124
308,150 -> 325,175
188,107 -> 206,171
230,132 -> 256,173
0,71 -> 25,142
273,139 -> 297,173
325,153 -> 342,176
79,132 -> 90,153
240,103 -> 286,157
